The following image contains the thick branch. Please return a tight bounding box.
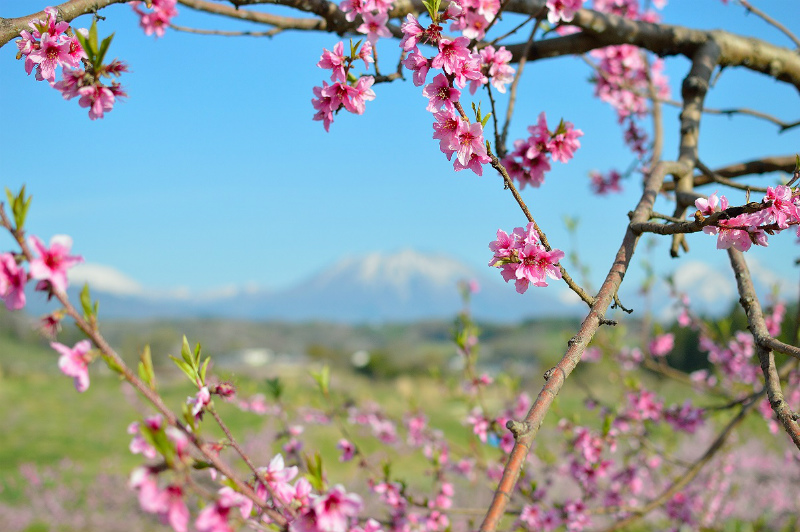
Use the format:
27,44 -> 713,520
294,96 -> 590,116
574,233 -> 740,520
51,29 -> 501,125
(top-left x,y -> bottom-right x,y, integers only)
502,4 -> 800,91
727,248 -> 800,449
661,155 -> 796,191
670,40 -> 720,256
0,0 -> 128,48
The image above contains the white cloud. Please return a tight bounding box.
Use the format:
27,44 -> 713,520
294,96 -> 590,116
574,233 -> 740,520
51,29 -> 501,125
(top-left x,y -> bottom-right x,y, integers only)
672,260 -> 735,304
68,263 -> 143,296
557,288 -> 583,306
747,256 -> 796,294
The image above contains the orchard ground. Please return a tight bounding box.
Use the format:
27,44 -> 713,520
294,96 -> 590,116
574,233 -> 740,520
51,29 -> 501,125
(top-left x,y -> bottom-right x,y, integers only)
0,304 -> 791,531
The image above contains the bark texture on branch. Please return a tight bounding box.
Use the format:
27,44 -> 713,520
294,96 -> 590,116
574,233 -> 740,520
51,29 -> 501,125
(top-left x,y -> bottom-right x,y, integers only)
727,248 -> 800,450
0,0 -> 128,47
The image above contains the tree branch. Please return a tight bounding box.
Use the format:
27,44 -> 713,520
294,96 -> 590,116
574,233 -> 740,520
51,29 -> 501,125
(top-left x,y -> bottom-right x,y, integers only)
727,248 -> 800,450
0,0 -> 128,48
478,159 -> 687,532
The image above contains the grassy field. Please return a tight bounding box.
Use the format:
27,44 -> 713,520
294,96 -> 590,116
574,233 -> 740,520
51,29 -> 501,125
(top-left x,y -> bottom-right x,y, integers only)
1,307 -> 794,531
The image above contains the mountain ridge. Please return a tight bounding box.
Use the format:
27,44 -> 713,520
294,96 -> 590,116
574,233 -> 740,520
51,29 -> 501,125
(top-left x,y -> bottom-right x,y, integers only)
23,249 -> 577,322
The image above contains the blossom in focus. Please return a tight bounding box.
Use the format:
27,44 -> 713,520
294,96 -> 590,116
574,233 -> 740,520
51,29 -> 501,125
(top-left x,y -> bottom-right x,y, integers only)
695,191 -> 728,217
357,12 -> 392,43
422,73 -> 461,113
488,222 -> 565,293
318,42 -> 347,82
78,84 -> 117,120
27,32 -> 71,82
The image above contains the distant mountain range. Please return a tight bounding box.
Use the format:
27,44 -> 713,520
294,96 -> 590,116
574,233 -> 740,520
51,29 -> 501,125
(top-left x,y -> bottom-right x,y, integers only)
25,249 -> 585,322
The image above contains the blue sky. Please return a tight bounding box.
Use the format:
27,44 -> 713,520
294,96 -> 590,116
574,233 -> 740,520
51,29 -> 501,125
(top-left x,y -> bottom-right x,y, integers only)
1,0 -> 799,309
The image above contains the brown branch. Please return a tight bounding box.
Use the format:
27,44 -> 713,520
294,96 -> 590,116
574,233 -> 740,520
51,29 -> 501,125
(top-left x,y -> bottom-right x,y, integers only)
488,152 -> 596,308
669,40 -> 720,257
738,0 -> 800,50
170,23 -> 283,37
0,0 -> 129,48
631,201 -> 768,236
210,408 -> 297,518
502,4 -> 800,91
727,248 -> 800,449
683,103 -> 800,132
177,0 -> 328,31
499,20 -> 540,156
695,159 -> 769,193
645,54 -> 663,169
477,159 -> 687,532
661,155 -> 796,192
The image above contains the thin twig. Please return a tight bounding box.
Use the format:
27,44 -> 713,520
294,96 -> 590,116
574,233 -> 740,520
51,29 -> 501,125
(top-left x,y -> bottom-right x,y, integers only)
488,151 -> 596,308
696,159 -> 768,193
210,407 -> 298,517
738,0 -> 800,50
499,20 -> 540,155
170,23 -> 282,37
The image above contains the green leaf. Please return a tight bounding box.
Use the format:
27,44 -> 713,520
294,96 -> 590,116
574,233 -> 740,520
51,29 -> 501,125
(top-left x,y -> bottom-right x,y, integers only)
99,349 -> 124,374
266,377 -> 283,400
20,194 -> 32,228
170,355 -> 197,382
75,30 -> 92,59
80,284 -> 94,319
88,20 -> 99,59
421,0 -> 439,22
602,414 -> 613,436
310,365 -> 330,395
182,402 -> 196,431
138,345 -> 156,390
5,186 -> 31,230
180,336 -> 193,366
96,33 -> 114,68
480,112 -> 492,128
199,357 -> 210,384
304,452 -> 325,492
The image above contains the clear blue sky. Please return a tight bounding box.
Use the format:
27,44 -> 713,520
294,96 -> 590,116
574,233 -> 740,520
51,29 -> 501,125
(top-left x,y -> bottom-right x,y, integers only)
1,1 -> 799,306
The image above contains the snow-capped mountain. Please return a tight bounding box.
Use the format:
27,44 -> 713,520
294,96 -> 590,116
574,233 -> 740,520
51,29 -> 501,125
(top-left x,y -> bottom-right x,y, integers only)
24,250 -> 582,322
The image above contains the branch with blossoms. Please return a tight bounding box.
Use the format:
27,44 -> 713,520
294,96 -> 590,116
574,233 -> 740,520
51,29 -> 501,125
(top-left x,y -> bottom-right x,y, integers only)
0,193 -> 317,532
13,7 -> 128,119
